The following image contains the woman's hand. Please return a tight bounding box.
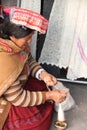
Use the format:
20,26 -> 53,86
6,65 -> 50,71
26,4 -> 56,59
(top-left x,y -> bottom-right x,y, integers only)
40,71 -> 57,86
46,90 -> 67,103
39,70 -> 67,103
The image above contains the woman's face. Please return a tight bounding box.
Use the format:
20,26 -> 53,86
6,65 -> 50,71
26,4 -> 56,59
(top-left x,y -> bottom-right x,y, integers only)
10,31 -> 34,48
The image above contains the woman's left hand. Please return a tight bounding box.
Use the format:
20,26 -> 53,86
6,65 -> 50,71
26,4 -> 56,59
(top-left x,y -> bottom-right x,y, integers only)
40,71 -> 57,86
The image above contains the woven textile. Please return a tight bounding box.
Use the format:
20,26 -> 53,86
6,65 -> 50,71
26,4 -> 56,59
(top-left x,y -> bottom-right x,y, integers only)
10,7 -> 48,34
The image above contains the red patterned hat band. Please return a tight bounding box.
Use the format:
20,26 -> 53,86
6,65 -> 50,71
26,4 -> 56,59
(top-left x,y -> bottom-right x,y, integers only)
3,7 -> 49,34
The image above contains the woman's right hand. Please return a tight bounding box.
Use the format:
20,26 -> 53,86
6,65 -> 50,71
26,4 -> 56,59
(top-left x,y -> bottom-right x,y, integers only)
46,90 -> 67,103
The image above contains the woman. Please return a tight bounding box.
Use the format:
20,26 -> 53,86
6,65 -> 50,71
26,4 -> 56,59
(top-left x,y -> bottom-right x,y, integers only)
0,7 -> 66,130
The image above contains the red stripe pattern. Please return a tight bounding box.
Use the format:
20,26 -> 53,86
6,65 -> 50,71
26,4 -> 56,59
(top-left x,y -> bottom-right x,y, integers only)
0,41 -> 13,52
10,7 -> 48,34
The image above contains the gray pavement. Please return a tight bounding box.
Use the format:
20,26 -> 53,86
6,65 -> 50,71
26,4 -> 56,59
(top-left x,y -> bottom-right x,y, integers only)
50,82 -> 87,130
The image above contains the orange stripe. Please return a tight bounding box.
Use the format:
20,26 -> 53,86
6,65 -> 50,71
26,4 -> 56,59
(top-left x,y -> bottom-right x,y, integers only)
19,91 -> 27,106
9,90 -> 23,104
28,92 -> 33,106
4,87 -> 22,97
35,92 -> 39,105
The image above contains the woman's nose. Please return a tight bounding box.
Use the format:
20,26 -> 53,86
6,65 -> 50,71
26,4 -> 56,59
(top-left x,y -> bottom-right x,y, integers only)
28,38 -> 32,44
